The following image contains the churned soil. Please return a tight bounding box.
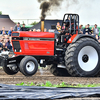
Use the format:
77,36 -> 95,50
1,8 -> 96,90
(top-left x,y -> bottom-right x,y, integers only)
0,68 -> 100,85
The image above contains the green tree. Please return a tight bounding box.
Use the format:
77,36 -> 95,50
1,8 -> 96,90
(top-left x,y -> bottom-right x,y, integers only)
0,11 -> 2,15
30,21 -> 38,26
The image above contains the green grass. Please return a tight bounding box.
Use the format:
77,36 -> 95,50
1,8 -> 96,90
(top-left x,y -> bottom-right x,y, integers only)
16,81 -> 100,88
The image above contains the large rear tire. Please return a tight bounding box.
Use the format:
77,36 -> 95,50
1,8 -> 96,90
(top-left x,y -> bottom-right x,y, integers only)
65,38 -> 100,77
19,56 -> 38,76
50,64 -> 70,76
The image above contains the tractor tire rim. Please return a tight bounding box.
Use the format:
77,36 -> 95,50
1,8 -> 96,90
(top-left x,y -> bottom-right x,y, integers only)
26,61 -> 35,72
78,46 -> 98,71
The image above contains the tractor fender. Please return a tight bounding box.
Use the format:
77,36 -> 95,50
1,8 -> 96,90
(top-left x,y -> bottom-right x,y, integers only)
72,34 -> 97,43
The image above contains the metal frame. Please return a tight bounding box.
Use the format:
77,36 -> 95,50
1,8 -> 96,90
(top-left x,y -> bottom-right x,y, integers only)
61,13 -> 79,34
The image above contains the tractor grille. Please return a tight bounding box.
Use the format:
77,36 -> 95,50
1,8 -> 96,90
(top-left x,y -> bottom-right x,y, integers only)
12,41 -> 21,52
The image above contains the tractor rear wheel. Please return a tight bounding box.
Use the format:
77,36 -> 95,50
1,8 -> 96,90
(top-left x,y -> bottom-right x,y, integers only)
50,64 -> 70,76
65,38 -> 100,77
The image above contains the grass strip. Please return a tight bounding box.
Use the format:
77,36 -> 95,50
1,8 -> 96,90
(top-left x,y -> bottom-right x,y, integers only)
16,81 -> 100,88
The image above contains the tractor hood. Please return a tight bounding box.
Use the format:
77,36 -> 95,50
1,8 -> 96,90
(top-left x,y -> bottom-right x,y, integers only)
11,31 -> 55,56
12,31 -> 55,38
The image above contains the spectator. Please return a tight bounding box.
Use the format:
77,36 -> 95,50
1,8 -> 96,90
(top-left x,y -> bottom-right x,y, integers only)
8,27 -> 13,36
98,37 -> 100,42
14,22 -> 21,31
87,24 -> 91,34
21,23 -> 28,31
56,22 -> 61,33
4,35 -> 12,50
79,25 -> 83,34
93,24 -> 99,40
5,39 -> 12,50
1,35 -> 5,42
33,28 -> 36,32
85,32 -> 88,35
0,38 -> 3,48
2,31 -> 6,35
2,42 -> 8,51
91,27 -> 94,35
48,29 -> 51,32
29,29 -> 32,31
62,23 -> 65,30
83,25 -> 91,34
37,29 -> 41,32
44,28 -> 47,32
93,24 -> 99,35
1,27 -> 7,35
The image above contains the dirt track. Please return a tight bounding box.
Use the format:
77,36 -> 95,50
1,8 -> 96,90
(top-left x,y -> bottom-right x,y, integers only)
0,68 -> 100,85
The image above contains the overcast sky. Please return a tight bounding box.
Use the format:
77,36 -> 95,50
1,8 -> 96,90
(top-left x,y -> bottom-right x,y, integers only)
0,0 -> 100,26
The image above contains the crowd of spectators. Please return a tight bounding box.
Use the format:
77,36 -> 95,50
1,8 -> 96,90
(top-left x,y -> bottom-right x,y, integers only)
0,27 -> 12,52
0,22 -> 29,52
0,21 -> 100,53
79,24 -> 100,40
55,22 -> 100,41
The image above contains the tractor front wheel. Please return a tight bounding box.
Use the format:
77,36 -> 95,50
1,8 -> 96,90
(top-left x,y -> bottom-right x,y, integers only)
19,56 -> 38,76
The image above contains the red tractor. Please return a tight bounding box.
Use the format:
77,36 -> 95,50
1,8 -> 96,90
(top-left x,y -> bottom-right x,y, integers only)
1,14 -> 100,77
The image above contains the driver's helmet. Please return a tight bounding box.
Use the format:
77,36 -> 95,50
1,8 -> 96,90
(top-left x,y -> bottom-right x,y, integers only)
65,18 -> 70,23
65,18 -> 70,27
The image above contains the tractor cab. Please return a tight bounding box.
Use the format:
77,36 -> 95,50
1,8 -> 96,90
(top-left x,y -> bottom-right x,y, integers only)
56,14 -> 79,46
61,14 -> 79,34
